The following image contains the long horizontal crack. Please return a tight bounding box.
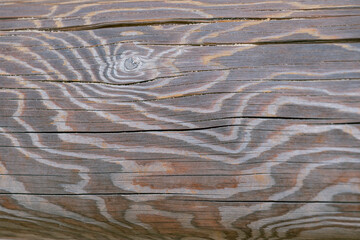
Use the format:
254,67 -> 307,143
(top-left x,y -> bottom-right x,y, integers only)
0,192 -> 359,204
21,75 -> 183,86
4,120 -> 359,135
0,15 -> 357,32
1,5 -> 360,21
1,5 -> 360,22
7,77 -> 359,90
0,124 -> 267,134
140,38 -> 360,46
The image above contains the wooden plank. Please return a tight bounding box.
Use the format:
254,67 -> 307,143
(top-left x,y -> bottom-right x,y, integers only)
0,0 -> 360,239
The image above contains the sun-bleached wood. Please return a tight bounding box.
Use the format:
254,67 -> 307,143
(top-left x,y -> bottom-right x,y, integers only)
0,0 -> 360,239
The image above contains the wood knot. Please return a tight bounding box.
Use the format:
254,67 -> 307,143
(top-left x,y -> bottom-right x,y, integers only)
124,56 -> 141,71
104,43 -> 169,84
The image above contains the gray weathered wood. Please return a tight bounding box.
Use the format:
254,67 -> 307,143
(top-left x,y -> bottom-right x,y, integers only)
0,0 -> 360,239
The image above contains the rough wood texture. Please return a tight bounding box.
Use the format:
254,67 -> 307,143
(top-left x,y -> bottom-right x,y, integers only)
1,0 -> 360,239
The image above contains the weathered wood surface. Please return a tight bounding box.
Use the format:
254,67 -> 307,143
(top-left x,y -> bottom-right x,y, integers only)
0,0 -> 360,239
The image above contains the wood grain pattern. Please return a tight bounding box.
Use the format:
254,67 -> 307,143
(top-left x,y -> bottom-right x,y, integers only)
0,0 -> 360,239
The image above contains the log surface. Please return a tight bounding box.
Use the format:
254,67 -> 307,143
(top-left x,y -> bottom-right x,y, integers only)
0,0 -> 360,239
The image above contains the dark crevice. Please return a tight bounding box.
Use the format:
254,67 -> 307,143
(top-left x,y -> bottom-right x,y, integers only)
1,15 -> 358,32
0,124 -> 253,134
0,5 -> 360,22
0,5 -> 359,22
5,119 -> 359,135
17,77 -> 360,89
140,38 -> 360,46
0,192 -> 359,204
28,74 -> 184,86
